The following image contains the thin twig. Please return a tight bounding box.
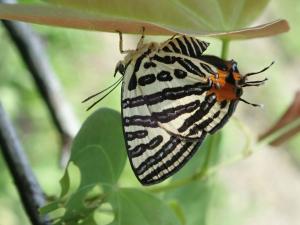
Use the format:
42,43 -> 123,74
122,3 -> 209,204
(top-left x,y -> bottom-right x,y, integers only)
0,103 -> 50,225
0,0 -> 79,165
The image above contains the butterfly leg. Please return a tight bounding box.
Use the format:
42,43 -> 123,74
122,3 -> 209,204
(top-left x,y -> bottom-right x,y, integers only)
116,30 -> 133,54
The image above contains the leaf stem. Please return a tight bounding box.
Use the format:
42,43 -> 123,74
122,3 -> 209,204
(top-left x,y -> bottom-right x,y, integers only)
221,39 -> 230,59
258,117 -> 300,146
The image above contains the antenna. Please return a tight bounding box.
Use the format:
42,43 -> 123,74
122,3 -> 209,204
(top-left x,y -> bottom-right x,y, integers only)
82,77 -> 123,111
244,61 -> 274,77
239,98 -> 263,107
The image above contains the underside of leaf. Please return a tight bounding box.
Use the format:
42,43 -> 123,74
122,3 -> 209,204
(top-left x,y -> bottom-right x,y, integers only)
0,3 -> 289,39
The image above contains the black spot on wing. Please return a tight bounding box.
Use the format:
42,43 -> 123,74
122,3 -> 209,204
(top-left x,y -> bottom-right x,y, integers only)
157,71 -> 173,82
174,69 -> 187,79
128,49 -> 151,91
138,74 -> 156,86
144,61 -> 157,69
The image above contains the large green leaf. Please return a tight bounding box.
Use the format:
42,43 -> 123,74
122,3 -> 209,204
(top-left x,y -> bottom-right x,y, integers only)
41,108 -> 127,224
69,108 -> 126,189
108,188 -> 180,225
0,1 -> 289,39
48,0 -> 269,31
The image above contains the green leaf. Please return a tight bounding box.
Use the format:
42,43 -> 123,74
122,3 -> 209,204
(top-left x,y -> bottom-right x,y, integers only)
48,0 -> 269,31
108,188 -> 180,225
69,107 -> 126,189
163,133 -> 223,225
42,108 -> 127,224
59,167 -> 70,197
0,1 -> 289,39
39,201 -> 61,215
168,200 -> 186,225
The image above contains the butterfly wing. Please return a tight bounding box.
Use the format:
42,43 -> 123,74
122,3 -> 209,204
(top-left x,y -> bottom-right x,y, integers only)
121,36 -> 238,185
121,55 -> 207,185
161,35 -> 210,59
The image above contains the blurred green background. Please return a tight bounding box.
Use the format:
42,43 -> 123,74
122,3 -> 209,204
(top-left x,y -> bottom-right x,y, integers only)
1,1 -> 300,225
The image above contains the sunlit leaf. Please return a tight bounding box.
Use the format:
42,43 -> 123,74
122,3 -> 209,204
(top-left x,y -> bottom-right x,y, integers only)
108,188 -> 180,225
0,1 -> 289,39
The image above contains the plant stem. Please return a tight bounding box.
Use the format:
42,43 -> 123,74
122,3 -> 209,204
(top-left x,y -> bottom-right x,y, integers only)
221,39 -> 230,59
258,117 -> 300,146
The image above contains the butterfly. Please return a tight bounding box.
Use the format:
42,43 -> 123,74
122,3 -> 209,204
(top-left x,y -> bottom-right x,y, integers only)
83,30 -> 273,185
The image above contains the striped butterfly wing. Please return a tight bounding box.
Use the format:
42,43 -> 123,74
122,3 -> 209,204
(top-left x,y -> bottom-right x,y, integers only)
122,58 -> 208,185
161,35 -> 210,59
122,36 -> 238,185
158,36 -> 239,136
147,57 -> 238,138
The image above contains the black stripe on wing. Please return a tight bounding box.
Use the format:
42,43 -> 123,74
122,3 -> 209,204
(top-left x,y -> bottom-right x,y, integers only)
125,130 -> 148,141
124,100 -> 201,126
161,36 -> 210,59
177,94 -> 217,133
139,133 -> 207,185
122,82 -> 210,109
129,135 -> 163,158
